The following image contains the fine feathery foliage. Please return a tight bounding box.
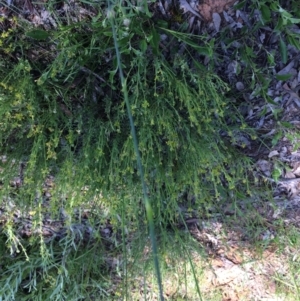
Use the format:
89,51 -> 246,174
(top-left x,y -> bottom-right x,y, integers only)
0,1 -> 255,299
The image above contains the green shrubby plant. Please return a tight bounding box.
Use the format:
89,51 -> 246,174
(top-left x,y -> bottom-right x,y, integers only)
0,4 -> 251,214
0,1 -> 256,299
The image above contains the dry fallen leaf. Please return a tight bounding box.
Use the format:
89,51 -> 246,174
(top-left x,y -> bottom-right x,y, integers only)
212,12 -> 221,32
236,81 -> 245,91
197,0 -> 236,21
268,150 -> 279,158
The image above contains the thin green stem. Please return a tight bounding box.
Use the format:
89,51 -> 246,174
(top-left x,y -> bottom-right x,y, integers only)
108,1 -> 164,300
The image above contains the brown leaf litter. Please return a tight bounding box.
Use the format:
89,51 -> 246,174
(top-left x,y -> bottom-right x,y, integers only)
197,0 -> 236,21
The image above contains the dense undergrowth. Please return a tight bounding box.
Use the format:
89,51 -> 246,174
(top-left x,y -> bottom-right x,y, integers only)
0,0 -> 300,300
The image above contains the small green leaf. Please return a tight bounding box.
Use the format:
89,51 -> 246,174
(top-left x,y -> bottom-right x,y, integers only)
271,131 -> 283,146
275,73 -> 293,81
139,39 -> 147,53
261,5 -> 271,23
285,18 -> 300,24
234,0 -> 246,10
266,95 -> 278,105
109,61 -> 118,83
174,37 -> 212,56
118,36 -> 130,48
26,29 -> 50,40
271,108 -> 283,119
195,46 -> 212,56
150,27 -> 159,55
279,37 -> 288,63
36,71 -> 49,85
270,3 -> 279,11
274,18 -> 283,32
245,46 -> 255,58
286,34 -> 300,50
267,51 -> 275,66
157,20 -> 168,28
280,8 -> 293,19
259,106 -> 267,117
252,84 -> 262,97
272,165 -> 282,181
280,121 -> 293,128
288,17 -> 300,24
103,31 -> 113,37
